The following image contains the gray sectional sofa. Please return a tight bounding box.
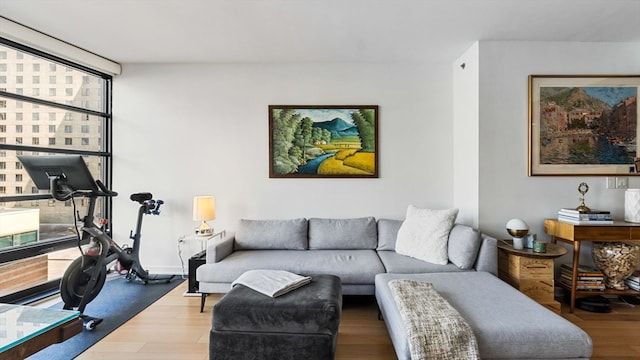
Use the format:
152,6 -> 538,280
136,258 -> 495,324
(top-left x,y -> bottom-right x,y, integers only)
197,216 -> 593,359
196,217 -> 497,296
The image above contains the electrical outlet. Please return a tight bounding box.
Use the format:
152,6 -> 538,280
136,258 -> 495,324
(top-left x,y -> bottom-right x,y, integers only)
616,177 -> 629,189
606,177 -> 617,189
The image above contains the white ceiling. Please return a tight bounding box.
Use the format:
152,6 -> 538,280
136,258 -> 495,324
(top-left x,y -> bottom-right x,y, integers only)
1,0 -> 639,64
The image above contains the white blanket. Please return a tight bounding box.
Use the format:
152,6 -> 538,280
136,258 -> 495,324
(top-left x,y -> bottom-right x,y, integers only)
232,270 -> 312,297
389,279 -> 480,360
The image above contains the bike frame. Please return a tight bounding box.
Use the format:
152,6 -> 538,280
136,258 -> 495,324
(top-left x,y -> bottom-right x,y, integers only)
71,193 -> 162,313
79,195 -> 159,281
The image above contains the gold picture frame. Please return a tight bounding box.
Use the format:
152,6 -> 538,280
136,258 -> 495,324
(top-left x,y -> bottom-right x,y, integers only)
529,75 -> 640,176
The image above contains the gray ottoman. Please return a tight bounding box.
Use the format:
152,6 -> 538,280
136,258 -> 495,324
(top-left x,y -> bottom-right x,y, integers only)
210,274 -> 342,360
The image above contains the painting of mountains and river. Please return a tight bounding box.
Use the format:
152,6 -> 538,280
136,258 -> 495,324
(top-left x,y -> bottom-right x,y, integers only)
269,105 -> 378,178
530,76 -> 639,175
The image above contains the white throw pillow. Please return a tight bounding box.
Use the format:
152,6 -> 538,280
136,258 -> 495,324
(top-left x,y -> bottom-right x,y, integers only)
395,205 -> 459,265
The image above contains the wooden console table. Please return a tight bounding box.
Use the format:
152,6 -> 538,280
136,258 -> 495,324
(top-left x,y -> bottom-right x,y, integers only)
544,219 -> 640,312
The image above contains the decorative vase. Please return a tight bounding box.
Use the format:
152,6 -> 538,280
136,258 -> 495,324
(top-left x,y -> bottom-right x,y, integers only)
591,242 -> 639,290
625,189 -> 640,223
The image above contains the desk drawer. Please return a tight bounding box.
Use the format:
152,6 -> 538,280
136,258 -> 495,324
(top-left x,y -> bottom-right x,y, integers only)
574,227 -> 629,240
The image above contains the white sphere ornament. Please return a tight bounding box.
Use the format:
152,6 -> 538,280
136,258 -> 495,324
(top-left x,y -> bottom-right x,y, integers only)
506,218 -> 529,250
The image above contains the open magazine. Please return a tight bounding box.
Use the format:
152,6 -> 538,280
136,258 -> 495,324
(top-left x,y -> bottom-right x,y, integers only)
231,270 -> 312,297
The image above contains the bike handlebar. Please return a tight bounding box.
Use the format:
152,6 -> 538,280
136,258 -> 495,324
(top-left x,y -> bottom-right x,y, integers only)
96,180 -> 118,197
49,177 -> 118,201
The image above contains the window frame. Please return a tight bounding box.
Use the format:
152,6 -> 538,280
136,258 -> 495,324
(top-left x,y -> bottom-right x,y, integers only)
0,37 -> 113,303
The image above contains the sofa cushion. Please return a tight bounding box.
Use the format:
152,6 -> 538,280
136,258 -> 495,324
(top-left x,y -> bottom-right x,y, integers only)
197,249 -> 386,285
235,218 -> 308,250
308,217 -> 377,249
447,224 -> 482,270
377,250 -> 465,274
395,206 -> 458,265
375,272 -> 593,359
376,218 -> 403,251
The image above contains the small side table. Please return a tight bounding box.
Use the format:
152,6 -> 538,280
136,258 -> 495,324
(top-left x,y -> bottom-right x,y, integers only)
498,240 -> 567,314
178,230 -> 225,296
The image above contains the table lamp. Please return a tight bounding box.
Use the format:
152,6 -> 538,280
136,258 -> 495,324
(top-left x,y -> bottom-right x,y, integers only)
193,195 -> 215,236
506,218 -> 529,250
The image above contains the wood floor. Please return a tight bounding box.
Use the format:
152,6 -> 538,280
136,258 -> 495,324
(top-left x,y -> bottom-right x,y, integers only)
74,281 -> 639,359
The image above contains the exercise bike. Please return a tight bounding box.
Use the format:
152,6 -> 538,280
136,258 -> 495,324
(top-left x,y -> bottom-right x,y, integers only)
18,155 -> 173,330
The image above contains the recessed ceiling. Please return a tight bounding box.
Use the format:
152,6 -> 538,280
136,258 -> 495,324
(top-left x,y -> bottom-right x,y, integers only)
1,0 -> 639,64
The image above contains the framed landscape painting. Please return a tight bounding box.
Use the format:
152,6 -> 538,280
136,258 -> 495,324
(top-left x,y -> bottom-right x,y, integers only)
529,75 -> 640,176
269,105 -> 378,178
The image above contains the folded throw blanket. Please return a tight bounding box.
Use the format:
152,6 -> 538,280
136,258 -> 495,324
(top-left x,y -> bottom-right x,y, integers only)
388,279 -> 480,360
232,270 -> 312,297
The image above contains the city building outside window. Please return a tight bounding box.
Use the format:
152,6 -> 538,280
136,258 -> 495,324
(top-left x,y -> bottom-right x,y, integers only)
0,38 -> 113,303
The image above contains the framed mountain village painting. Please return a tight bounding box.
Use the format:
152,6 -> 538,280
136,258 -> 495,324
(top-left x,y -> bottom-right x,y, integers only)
269,105 -> 378,178
529,75 -> 640,176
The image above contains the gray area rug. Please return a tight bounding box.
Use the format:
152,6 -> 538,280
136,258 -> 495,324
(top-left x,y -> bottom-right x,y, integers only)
27,275 -> 184,360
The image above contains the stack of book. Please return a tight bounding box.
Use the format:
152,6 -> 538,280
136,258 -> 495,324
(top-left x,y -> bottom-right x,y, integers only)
559,263 -> 605,291
624,271 -> 640,291
557,208 -> 613,224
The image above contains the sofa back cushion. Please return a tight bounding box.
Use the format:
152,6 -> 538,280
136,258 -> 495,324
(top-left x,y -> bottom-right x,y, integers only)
376,218 -> 403,251
235,218 -> 308,250
447,224 -> 482,269
308,217 -> 377,249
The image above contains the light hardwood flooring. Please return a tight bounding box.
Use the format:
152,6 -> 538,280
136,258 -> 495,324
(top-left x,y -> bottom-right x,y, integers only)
74,281 -> 639,359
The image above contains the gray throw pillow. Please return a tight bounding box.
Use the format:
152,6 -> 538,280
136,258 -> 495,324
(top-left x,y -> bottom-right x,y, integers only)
376,218 -> 403,251
235,218 -> 308,250
447,224 -> 481,269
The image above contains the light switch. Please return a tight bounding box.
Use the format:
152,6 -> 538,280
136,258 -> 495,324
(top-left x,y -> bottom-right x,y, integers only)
616,177 -> 629,189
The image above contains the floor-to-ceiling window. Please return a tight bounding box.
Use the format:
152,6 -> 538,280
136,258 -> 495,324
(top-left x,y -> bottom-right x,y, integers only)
0,37 -> 113,303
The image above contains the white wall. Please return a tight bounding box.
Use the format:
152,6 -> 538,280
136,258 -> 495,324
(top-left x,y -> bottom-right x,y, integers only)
113,41 -> 640,273
476,41 -> 640,265
113,62 -> 454,273
453,43 -> 480,228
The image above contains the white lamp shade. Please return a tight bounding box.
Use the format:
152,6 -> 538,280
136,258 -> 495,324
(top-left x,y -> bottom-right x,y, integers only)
193,196 -> 216,221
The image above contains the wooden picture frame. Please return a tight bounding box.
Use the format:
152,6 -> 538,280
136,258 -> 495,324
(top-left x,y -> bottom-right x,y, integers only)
269,105 -> 378,178
529,75 -> 640,176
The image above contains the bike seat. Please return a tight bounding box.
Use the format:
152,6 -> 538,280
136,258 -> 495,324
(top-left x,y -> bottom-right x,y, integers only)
130,192 -> 153,204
